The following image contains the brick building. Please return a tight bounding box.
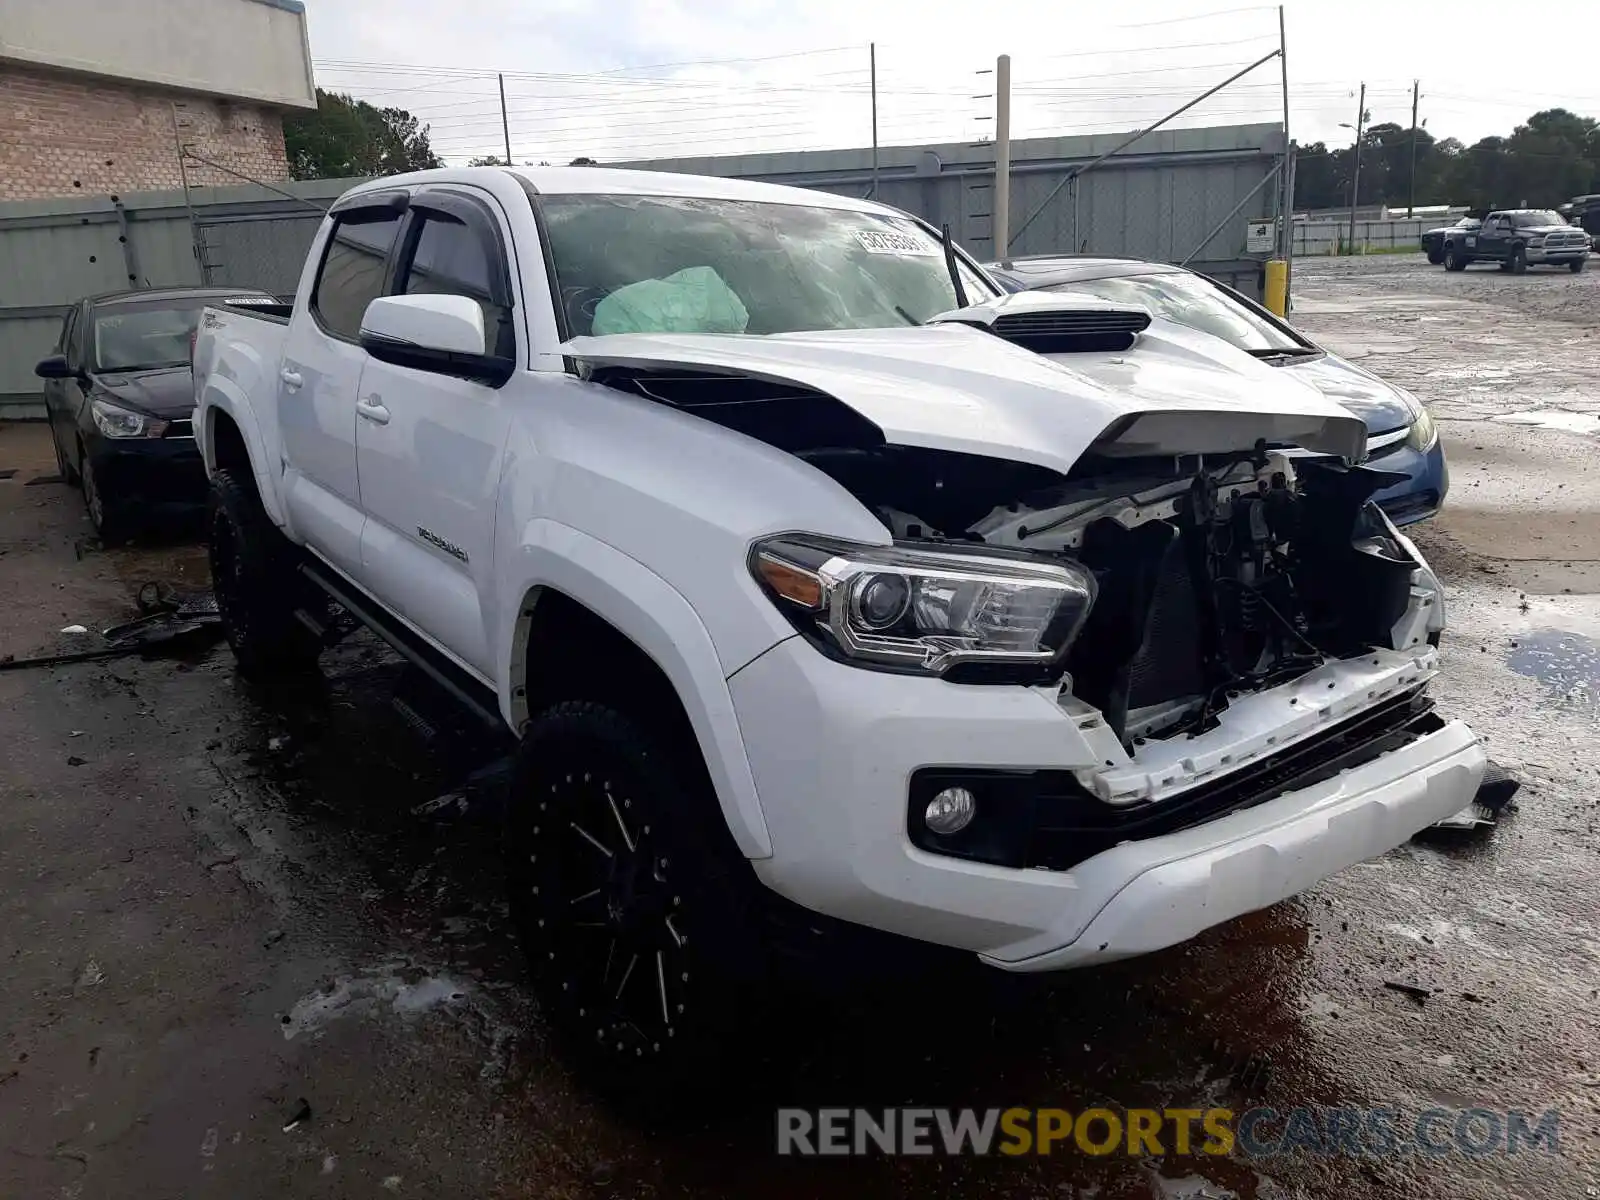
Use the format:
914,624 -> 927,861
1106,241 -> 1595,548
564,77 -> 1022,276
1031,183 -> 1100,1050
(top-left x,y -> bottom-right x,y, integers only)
0,0 -> 315,202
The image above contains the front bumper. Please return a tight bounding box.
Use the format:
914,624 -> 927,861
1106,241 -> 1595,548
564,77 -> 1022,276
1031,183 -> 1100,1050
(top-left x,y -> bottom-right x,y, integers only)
1367,432 -> 1449,526
1526,245 -> 1589,263
84,431 -> 207,508
730,636 -> 1483,971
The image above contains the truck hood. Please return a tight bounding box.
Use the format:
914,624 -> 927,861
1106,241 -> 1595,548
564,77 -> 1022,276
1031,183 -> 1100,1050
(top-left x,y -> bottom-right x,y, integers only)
88,365 -> 194,419
563,321 -> 1367,474
1520,224 -> 1585,236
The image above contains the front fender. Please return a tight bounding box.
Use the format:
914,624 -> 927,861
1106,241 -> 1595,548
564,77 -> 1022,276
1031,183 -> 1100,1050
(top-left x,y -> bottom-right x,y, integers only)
199,379 -> 286,530
499,519 -> 775,860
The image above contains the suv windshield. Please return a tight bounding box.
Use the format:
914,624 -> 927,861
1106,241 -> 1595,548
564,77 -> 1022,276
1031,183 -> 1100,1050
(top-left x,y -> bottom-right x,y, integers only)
539,194 -> 995,337
91,301 -> 210,371
1043,271 -> 1304,353
1511,211 -> 1566,228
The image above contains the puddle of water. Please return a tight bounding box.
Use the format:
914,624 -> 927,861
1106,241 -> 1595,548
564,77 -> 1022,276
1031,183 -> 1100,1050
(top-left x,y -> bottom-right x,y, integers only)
281,969 -> 471,1039
1507,628 -> 1600,705
1491,411 -> 1600,436
1147,1171 -> 1239,1200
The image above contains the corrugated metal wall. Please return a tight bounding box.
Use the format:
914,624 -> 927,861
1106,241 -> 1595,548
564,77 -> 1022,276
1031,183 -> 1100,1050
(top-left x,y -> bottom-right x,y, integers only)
1,122 -> 1286,418
619,122 -> 1287,269
0,177 -> 355,417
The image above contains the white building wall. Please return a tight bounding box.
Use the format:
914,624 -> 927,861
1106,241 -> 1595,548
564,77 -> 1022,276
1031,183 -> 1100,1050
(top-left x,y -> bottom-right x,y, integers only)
0,0 -> 315,110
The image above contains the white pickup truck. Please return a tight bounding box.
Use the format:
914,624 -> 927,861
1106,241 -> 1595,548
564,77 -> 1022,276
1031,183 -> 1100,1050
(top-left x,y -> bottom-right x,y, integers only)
193,166 -> 1486,1088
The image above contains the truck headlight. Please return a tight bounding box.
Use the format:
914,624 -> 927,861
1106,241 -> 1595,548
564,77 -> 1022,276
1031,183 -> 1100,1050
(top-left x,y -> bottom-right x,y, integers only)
90,397 -> 165,439
750,535 -> 1096,678
1405,406 -> 1438,452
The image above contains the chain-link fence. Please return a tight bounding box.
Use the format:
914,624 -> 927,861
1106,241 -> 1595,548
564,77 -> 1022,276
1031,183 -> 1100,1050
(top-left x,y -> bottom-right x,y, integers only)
196,210 -> 329,294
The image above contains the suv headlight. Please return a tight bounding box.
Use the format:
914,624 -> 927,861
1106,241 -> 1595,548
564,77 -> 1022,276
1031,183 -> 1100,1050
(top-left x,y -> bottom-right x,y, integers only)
90,397 -> 166,439
1405,405 -> 1438,451
750,535 -> 1096,678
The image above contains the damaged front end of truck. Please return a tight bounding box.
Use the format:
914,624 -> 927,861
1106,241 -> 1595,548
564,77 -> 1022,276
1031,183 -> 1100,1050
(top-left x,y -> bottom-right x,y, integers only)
565,291 -> 1462,840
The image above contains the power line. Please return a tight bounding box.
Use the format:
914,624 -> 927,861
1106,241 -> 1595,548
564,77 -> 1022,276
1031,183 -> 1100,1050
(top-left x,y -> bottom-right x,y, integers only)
1029,34 -> 1277,62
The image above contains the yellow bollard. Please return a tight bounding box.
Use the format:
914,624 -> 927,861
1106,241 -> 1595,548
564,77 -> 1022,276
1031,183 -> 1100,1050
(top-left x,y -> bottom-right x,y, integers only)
1263,258 -> 1288,317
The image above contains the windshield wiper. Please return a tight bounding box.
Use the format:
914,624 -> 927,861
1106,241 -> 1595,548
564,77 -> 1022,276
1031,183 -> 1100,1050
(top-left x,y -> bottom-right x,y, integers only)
941,223 -> 969,309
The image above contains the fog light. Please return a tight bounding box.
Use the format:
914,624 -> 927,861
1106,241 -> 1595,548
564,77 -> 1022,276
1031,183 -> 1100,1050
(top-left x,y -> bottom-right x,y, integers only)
924,786 -> 977,835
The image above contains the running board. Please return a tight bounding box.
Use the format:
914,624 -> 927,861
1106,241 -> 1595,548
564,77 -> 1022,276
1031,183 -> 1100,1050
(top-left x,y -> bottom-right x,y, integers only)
297,560 -> 504,731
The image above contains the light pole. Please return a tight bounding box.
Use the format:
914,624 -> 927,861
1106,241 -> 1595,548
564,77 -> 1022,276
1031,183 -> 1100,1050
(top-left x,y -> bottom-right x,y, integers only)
1339,83 -> 1367,255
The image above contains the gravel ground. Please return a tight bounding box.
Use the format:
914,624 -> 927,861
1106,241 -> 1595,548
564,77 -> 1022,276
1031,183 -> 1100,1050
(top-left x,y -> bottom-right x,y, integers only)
1,254 -> 1597,1200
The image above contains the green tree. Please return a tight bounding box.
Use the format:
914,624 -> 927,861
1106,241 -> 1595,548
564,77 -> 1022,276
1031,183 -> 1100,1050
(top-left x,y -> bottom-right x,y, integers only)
1294,108 -> 1600,213
283,89 -> 442,180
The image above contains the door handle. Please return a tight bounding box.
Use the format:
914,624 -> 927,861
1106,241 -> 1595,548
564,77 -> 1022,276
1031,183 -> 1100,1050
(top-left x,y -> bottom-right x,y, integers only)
357,397 -> 390,425
280,368 -> 303,389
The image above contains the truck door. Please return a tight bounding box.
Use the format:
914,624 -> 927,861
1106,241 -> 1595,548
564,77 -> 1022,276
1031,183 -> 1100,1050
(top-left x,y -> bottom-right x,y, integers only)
353,189 -> 517,679
1474,214 -> 1509,258
277,200 -> 405,578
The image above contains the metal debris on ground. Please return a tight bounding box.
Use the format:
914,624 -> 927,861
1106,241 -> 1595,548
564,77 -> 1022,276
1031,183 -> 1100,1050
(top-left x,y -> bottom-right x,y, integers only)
1422,761 -> 1522,835
101,583 -> 221,648
1,582 -> 222,672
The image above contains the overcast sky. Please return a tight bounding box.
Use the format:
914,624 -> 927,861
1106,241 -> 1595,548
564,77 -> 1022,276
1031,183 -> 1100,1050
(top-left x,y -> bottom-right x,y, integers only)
302,0 -> 1600,167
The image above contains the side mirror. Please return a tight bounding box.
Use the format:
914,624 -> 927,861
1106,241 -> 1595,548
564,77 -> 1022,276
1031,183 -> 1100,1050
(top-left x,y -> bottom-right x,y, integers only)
34,353 -> 75,380
358,294 -> 513,386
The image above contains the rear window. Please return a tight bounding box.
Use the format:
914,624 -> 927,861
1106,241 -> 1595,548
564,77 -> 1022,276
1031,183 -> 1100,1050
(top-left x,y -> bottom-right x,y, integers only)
90,301 -> 208,372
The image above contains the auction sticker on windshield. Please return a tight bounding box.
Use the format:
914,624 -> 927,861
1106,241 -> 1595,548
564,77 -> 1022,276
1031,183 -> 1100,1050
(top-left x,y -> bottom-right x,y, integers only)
856,228 -> 940,256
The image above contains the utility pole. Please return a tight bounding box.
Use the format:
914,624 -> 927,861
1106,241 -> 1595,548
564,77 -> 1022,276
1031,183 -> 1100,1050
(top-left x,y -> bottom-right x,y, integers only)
1347,82 -> 1366,255
1277,6 -> 1293,285
499,73 -> 512,166
869,43 -> 879,199
993,54 -> 1012,264
1407,79 -> 1420,218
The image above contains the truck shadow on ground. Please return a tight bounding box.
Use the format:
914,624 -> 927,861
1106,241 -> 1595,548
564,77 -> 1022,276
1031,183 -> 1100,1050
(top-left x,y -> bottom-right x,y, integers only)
211,636 -> 1352,1197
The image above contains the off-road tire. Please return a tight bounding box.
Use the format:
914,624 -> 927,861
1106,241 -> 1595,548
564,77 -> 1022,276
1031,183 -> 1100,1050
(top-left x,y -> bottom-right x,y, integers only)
1571,257 -> 1587,274
1426,248 -> 1444,265
505,700 -> 769,1108
207,468 -> 322,677
1444,245 -> 1469,271
1509,244 -> 1528,274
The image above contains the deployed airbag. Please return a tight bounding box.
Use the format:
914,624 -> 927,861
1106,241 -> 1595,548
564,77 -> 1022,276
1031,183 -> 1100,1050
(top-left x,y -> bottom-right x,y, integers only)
591,266 -> 750,336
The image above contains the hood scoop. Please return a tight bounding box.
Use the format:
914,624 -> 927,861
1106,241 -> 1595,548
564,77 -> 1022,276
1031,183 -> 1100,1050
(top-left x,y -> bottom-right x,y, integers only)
929,292 -> 1152,353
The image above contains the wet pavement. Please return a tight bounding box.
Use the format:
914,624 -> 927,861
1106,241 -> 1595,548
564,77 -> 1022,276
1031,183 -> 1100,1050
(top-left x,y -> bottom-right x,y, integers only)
2,255 -> 1599,1199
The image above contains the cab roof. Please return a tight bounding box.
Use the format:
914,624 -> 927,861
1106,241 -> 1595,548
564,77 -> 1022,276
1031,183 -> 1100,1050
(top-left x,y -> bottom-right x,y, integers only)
343,164 -> 902,217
